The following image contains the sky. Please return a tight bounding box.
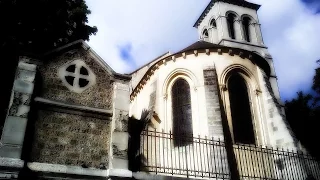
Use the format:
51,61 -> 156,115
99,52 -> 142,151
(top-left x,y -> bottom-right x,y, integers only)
85,0 -> 320,101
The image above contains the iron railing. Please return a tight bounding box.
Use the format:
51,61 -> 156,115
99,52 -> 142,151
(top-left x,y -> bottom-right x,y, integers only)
139,129 -> 320,180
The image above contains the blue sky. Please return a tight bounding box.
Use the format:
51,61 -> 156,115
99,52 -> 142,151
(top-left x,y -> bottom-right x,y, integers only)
85,0 -> 320,101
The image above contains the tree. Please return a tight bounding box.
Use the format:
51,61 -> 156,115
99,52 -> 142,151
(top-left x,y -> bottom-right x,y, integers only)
285,61 -> 320,160
312,60 -> 320,105
0,0 -> 97,130
0,0 -> 97,53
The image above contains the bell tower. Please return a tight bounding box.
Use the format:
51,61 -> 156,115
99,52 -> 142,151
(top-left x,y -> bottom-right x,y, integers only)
194,0 -> 282,101
194,0 -> 267,55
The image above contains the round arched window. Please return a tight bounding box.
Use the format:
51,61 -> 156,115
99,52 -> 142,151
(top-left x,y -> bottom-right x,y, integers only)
58,60 -> 96,93
210,19 -> 216,28
203,29 -> 209,38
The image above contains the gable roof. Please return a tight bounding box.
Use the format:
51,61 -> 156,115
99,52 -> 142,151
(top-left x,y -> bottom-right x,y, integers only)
44,40 -> 131,81
193,0 -> 261,28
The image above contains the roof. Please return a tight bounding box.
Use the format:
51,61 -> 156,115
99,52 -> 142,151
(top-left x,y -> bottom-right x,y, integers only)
129,51 -> 171,75
193,0 -> 261,28
177,41 -> 226,53
130,40 -> 272,100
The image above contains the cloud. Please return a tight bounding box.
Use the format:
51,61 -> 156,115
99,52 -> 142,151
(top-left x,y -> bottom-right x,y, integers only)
300,0 -> 320,13
117,42 -> 135,67
85,0 -> 320,101
85,0 -> 210,74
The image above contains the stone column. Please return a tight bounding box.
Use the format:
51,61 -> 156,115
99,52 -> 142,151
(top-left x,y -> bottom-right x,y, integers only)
109,82 -> 132,178
234,20 -> 243,41
249,23 -> 258,44
254,23 -> 264,45
0,59 -> 37,159
217,15 -> 229,40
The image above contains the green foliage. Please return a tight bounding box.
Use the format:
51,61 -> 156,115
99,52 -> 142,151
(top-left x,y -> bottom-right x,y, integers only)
0,0 -> 97,54
312,60 -> 320,104
285,62 -> 320,159
0,0 -> 97,135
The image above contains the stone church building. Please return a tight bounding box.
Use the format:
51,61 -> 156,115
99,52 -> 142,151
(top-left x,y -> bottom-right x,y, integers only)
0,0 -> 318,179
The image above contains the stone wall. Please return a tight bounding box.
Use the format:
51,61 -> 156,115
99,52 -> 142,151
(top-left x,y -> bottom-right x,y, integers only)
31,110 -> 111,169
203,68 -> 224,139
0,60 -> 37,159
260,71 -> 296,148
110,82 -> 131,171
38,47 -> 113,109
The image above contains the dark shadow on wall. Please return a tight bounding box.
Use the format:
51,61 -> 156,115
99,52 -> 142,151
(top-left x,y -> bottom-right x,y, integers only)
213,69 -> 241,180
127,109 -> 151,172
0,46 -> 19,135
263,73 -> 298,145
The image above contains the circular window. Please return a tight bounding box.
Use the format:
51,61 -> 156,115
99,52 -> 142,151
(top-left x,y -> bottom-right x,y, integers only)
58,60 -> 96,93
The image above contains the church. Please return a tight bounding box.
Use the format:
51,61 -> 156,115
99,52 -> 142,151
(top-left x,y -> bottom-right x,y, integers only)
0,0 -> 319,179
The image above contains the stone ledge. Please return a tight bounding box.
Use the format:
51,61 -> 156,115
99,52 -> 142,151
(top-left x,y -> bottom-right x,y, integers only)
132,172 -> 201,180
35,97 -> 113,119
219,38 -> 267,49
108,169 -> 132,178
0,144 -> 22,159
0,158 -> 24,169
18,61 -> 37,72
27,162 -> 108,177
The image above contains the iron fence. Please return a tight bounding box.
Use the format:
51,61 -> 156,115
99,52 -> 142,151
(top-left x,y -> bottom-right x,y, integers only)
139,129 -> 320,180
233,143 -> 320,179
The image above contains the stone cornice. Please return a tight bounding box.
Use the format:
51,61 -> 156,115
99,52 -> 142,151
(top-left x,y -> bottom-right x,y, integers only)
218,38 -> 268,49
130,46 -> 270,101
34,97 -> 113,120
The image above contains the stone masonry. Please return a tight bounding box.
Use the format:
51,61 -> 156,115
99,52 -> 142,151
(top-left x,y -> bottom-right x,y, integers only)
0,59 -> 37,159
203,68 -> 224,139
39,47 -> 113,110
31,110 -> 111,169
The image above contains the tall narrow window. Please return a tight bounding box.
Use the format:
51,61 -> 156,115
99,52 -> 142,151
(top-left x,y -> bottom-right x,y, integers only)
242,17 -> 251,42
172,78 -> 193,146
227,13 -> 236,39
210,19 -> 216,28
203,29 -> 209,38
228,74 -> 255,144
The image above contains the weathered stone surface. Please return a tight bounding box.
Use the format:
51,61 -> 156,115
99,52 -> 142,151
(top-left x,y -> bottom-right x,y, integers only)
112,132 -> 129,150
0,145 -> 22,159
1,116 -> 28,145
18,61 -> 37,72
113,145 -> 127,159
31,110 -> 111,169
38,48 -> 113,110
203,69 -> 223,138
0,157 -> 24,168
17,69 -> 36,83
13,79 -> 34,94
27,162 -> 108,179
114,89 -> 130,111
114,110 -> 128,132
